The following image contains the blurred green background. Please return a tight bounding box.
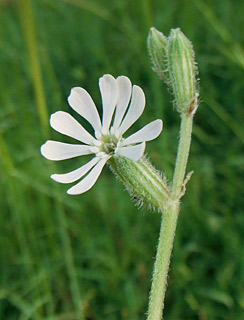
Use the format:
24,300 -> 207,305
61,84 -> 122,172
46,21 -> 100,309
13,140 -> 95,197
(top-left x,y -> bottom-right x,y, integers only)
0,0 -> 244,319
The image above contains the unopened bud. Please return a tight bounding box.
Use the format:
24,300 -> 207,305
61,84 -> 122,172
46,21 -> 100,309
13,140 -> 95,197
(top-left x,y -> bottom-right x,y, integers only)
167,28 -> 198,114
147,27 -> 169,83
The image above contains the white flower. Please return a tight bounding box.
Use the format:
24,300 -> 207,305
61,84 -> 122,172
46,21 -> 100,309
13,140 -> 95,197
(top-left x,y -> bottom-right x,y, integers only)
41,74 -> 163,195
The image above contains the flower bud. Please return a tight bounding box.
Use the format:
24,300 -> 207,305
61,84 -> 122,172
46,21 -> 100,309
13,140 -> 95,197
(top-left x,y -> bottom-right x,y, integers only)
167,28 -> 198,114
108,156 -> 169,211
147,27 -> 169,83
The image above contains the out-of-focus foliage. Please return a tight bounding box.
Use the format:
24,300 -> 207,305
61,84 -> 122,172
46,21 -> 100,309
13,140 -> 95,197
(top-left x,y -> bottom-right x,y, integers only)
0,0 -> 244,319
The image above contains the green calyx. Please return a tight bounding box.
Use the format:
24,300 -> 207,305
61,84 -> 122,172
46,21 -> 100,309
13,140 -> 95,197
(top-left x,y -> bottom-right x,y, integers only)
147,27 -> 168,83
108,156 -> 169,211
167,29 -> 198,114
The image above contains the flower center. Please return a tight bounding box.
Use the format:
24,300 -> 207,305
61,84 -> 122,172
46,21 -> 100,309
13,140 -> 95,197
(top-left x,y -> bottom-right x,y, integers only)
100,135 -> 119,155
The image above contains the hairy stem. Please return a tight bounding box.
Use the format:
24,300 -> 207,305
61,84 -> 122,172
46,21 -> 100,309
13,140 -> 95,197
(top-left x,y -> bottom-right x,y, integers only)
147,113 -> 193,320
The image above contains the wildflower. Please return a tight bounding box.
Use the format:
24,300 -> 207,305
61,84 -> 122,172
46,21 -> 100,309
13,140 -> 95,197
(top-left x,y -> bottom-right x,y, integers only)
41,74 -> 163,195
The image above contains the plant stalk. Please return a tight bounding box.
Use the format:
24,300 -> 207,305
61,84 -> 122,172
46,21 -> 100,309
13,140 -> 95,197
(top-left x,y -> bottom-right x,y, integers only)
147,113 -> 193,320
18,0 -> 49,137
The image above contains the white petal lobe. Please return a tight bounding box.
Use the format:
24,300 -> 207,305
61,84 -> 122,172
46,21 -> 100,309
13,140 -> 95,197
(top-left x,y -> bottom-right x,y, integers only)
121,119 -> 163,146
51,157 -> 100,184
113,76 -> 132,128
68,87 -> 101,132
116,142 -> 146,161
41,141 -> 96,161
118,85 -> 145,135
50,111 -> 99,145
67,157 -> 109,195
99,74 -> 118,133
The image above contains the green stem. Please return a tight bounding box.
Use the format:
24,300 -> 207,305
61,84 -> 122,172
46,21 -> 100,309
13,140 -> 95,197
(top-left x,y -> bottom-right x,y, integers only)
171,114 -> 193,200
147,113 -> 193,320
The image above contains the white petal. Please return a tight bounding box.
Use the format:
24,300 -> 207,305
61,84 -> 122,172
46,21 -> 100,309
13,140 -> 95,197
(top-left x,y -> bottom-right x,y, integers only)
67,156 -> 109,195
115,142 -> 145,161
113,76 -> 132,128
121,119 -> 163,146
68,87 -> 101,132
50,111 -> 99,146
51,157 -> 100,184
99,74 -> 118,133
41,140 -> 97,161
118,85 -> 145,136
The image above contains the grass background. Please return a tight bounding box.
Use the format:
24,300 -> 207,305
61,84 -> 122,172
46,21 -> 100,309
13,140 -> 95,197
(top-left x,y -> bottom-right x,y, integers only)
0,0 -> 244,319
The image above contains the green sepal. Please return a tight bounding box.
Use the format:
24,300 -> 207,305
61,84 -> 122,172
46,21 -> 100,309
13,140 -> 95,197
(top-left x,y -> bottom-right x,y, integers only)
108,156 -> 169,211
167,28 -> 198,114
147,27 -> 169,83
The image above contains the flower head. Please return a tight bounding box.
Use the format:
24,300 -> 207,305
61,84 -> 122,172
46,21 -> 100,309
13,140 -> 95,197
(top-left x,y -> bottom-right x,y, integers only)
41,74 -> 163,195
